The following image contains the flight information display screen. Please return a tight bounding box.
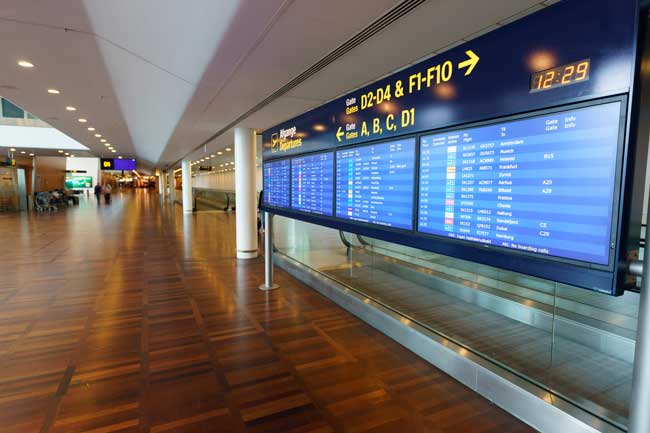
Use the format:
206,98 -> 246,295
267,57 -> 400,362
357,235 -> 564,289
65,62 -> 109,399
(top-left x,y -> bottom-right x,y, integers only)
418,101 -> 622,266
263,159 -> 290,208
291,152 -> 334,215
336,138 -> 416,230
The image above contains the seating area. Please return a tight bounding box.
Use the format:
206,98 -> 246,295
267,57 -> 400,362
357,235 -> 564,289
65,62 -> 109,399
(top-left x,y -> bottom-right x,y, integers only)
34,190 -> 79,212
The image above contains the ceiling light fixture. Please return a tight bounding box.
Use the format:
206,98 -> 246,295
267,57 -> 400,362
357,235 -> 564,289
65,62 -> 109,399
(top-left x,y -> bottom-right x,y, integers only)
18,60 -> 34,68
111,150 -> 116,153
217,151 -> 222,155
65,106 -> 76,111
58,150 -> 64,153
95,134 -> 102,138
70,155 -> 75,158
9,148 -> 16,152
65,152 -> 70,156
225,147 -> 231,151
78,118 -> 87,123
29,153 -> 34,156
20,151 -> 25,154
47,89 -> 60,94
87,127 -> 95,131
104,143 -> 110,147
118,156 -> 123,159
100,139 -> 106,142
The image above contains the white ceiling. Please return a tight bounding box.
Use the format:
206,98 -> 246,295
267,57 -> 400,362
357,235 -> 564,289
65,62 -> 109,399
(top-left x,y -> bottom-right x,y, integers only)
0,0 -> 557,171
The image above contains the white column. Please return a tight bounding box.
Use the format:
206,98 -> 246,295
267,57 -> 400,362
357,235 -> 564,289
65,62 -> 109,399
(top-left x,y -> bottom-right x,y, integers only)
156,170 -> 164,196
167,170 -> 175,203
234,127 -> 258,259
182,160 -> 192,213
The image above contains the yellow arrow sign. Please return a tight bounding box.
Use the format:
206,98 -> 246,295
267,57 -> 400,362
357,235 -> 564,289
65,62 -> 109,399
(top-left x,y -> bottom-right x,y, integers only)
336,126 -> 345,142
458,50 -> 480,76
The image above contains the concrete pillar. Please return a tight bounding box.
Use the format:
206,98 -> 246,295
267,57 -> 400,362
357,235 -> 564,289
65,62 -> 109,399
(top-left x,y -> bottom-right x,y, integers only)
167,170 -> 175,203
182,160 -> 192,213
234,127 -> 258,259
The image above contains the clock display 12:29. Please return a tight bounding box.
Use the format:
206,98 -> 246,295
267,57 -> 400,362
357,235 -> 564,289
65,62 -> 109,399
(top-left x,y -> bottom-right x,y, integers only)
530,59 -> 590,92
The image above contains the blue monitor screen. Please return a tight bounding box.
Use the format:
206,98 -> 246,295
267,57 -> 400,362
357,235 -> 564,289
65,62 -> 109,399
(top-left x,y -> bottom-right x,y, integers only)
291,152 -> 334,216
335,138 -> 416,230
113,159 -> 136,171
417,101 -> 622,266
263,159 -> 290,208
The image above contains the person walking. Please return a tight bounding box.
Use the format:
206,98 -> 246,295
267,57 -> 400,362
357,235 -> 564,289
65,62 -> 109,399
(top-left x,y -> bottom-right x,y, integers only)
102,183 -> 112,204
94,183 -> 102,202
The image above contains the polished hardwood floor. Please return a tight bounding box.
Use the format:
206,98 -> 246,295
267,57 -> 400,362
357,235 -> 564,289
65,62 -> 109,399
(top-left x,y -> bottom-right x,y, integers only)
0,190 -> 536,433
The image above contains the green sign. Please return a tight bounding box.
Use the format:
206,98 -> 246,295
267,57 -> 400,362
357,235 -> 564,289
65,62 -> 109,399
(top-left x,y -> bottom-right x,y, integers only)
65,176 -> 93,189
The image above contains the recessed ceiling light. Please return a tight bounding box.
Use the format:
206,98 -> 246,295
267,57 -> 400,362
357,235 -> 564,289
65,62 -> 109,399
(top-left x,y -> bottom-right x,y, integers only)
111,150 -> 116,153
225,147 -> 231,151
104,143 -> 110,147
66,106 -> 76,111
47,89 -> 60,94
78,118 -> 87,123
10,148 -> 16,152
58,150 -> 64,153
118,156 -> 123,159
217,151 -> 222,155
18,60 -> 34,68
210,154 -> 215,157
20,151 -> 25,154
231,162 -> 235,165
219,164 -> 223,167
100,139 -> 106,142
65,152 -> 70,156
87,127 -> 95,131
70,155 -> 75,158
29,153 -> 34,156
95,134 -> 101,138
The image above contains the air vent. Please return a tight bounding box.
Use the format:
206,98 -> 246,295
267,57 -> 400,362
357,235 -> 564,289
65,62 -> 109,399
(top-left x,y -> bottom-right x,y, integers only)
177,0 -> 427,165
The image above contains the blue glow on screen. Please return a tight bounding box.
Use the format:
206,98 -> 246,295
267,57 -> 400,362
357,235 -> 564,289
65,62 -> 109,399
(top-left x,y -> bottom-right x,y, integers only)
291,152 -> 334,216
335,138 -> 416,230
417,102 -> 621,265
263,159 -> 290,208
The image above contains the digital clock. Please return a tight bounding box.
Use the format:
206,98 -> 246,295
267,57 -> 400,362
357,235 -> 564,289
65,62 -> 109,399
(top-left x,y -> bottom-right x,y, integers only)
530,59 -> 590,92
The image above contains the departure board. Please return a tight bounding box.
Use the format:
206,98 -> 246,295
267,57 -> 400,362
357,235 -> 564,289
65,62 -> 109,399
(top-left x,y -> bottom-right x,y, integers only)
263,159 -> 290,208
291,152 -> 334,215
418,101 -> 622,266
336,138 -> 416,230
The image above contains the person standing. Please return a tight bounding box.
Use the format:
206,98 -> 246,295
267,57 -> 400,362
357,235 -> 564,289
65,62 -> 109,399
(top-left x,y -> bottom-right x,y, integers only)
94,183 -> 102,202
102,183 -> 112,204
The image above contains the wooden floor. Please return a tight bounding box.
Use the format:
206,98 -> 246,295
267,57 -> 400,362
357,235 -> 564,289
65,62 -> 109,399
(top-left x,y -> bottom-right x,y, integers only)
0,190 -> 536,433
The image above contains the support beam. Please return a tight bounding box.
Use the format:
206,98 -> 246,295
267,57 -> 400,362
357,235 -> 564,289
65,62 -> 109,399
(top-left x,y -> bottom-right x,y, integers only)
234,127 -> 258,259
181,160 -> 192,213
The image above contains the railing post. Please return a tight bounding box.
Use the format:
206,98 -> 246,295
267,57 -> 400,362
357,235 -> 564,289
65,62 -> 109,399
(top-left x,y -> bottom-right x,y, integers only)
259,211 -> 279,291
629,254 -> 650,433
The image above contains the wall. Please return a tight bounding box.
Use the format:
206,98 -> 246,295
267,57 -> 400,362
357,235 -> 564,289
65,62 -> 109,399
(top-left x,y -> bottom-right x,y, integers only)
65,157 -> 100,189
34,156 -> 65,191
192,166 -> 262,191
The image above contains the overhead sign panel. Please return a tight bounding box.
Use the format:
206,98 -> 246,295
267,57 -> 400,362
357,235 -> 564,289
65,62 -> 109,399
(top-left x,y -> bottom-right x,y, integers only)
263,0 -> 635,159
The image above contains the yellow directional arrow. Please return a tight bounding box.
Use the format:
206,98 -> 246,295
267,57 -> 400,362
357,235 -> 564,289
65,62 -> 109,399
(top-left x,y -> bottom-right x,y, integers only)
458,50 -> 480,76
336,126 -> 345,142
